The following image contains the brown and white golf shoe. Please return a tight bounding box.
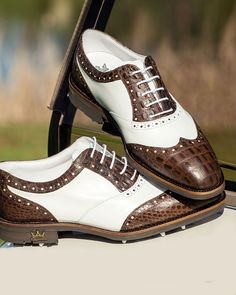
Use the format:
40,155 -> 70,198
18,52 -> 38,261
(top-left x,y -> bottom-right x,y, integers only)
69,29 -> 224,200
0,137 -> 225,246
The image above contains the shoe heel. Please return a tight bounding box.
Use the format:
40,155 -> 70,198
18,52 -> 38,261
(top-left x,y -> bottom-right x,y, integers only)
0,222 -> 59,246
69,81 -> 105,124
69,80 -> 120,136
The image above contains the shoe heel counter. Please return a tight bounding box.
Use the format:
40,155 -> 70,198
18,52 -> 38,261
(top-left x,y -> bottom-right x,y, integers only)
71,53 -> 94,99
0,172 -> 57,223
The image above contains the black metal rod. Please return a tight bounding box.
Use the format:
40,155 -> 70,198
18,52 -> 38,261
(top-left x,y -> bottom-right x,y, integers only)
48,0 -> 115,156
48,111 -> 61,156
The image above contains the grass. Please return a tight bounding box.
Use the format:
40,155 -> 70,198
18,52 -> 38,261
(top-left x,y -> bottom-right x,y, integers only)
0,124 -> 49,161
206,130 -> 236,163
0,240 -> 5,247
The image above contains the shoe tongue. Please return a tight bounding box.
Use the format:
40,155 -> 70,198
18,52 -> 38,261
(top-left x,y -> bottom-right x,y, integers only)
122,58 -> 146,71
72,137 -> 94,161
72,136 -> 108,161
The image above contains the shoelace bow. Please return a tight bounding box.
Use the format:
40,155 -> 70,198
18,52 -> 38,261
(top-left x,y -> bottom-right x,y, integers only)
90,137 -> 137,180
131,66 -> 173,118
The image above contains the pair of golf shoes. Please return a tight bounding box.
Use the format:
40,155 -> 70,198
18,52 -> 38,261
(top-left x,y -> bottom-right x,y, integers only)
0,30 -> 225,246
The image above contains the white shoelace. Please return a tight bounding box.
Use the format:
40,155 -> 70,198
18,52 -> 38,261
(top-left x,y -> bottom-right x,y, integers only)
132,66 -> 173,118
90,137 -> 137,180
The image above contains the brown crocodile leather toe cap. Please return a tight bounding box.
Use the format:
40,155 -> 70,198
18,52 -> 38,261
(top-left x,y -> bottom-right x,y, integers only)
121,192 -> 224,232
126,130 -> 224,192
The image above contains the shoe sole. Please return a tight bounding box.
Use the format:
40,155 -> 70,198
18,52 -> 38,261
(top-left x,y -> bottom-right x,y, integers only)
0,195 -> 225,246
68,79 -> 225,200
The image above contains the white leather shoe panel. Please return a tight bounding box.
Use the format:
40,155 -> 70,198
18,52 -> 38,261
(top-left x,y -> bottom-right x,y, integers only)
0,137 -> 94,181
78,62 -> 133,121
8,168 -> 120,223
10,161 -> 73,183
0,147 -> 75,177
83,29 -> 144,62
112,108 -> 198,147
87,52 -> 124,72
79,176 -> 165,231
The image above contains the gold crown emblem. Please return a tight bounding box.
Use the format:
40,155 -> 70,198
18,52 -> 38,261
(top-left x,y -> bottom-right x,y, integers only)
31,230 -> 47,242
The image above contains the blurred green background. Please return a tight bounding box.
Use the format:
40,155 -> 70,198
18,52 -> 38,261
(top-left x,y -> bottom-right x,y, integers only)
0,0 -> 235,176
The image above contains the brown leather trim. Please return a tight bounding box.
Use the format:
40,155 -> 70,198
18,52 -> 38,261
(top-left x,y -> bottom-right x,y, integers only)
126,129 -> 224,192
121,191 -> 224,232
77,37 -> 129,82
